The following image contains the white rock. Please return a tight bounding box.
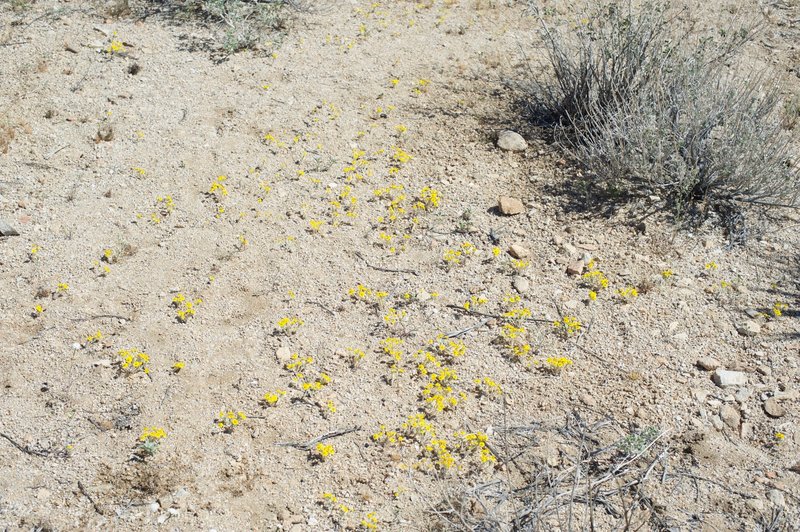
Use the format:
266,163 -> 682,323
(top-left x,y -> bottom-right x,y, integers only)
276,346 -> 292,364
712,369 -> 747,388
496,130 -> 527,152
696,357 -> 721,371
767,489 -> 786,508
512,277 -> 530,293
719,405 -> 740,429
508,243 -> 530,259
736,320 -> 761,337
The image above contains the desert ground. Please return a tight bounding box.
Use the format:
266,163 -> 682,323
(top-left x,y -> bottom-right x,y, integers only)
0,0 -> 798,530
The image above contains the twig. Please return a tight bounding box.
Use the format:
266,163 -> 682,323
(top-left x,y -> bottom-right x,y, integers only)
275,426 -> 360,451
354,251 -> 418,276
304,300 -> 335,316
445,304 -> 551,324
78,481 -> 104,515
444,318 -> 491,338
0,432 -> 50,457
678,472 -> 755,500
68,313 -> 131,322
44,144 -> 69,160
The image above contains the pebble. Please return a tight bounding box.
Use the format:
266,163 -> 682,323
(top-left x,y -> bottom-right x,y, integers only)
766,489 -> 786,508
497,196 -> 525,215
580,394 -> 597,406
719,405 -> 740,429
763,398 -> 785,418
562,242 -> 578,256
276,346 -> 292,364
508,243 -> 530,259
512,277 -> 529,293
566,260 -> 584,276
712,369 -> 747,388
740,423 -> 754,440
734,388 -> 751,404
696,357 -> 721,371
496,130 -> 528,152
736,320 -> 761,337
746,498 -> 764,512
710,415 -> 724,431
150,502 -> 160,513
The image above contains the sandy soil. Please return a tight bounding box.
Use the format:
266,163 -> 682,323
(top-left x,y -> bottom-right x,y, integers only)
0,0 -> 798,530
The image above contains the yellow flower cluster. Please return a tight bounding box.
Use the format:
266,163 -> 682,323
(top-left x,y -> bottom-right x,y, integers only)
276,316 -> 304,334
172,293 -> 202,323
85,330 -> 102,344
462,295 -> 487,311
616,286 -> 639,301
413,186 -> 440,210
329,185 -> 358,224
349,284 -> 388,303
139,426 -> 167,442
474,377 -> 503,397
383,307 -> 407,327
215,410 -> 246,432
457,431 -> 496,463
500,323 -> 531,360
553,316 -> 581,338
342,149 -> 371,182
545,356 -> 574,374
118,348 -> 150,375
421,367 -> 466,414
263,390 -> 286,406
380,337 -> 404,379
433,337 -> 466,362
315,442 -> 335,460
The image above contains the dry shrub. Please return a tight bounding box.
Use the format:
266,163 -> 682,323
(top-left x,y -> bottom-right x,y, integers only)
526,1 -> 799,226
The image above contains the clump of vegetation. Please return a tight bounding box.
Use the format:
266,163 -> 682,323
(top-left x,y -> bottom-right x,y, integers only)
169,0 -> 303,56
527,1 -> 799,229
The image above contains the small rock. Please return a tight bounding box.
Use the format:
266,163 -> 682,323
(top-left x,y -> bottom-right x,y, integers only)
150,502 -> 160,513
498,196 -> 525,215
93,359 -> 112,368
757,365 -> 772,376
562,242 -> 578,256
157,514 -> 169,525
276,346 -> 292,364
712,369 -> 747,388
512,277 -> 529,294
552,235 -> 564,246
566,261 -> 584,276
692,389 -> 710,402
719,405 -> 741,429
746,498 -> 764,512
740,423 -> 754,440
766,489 -> 786,508
580,394 -> 596,406
563,300 -> 579,310
710,415 -> 724,431
696,357 -> 721,371
72,342 -> 82,350
496,130 -> 527,152
508,243 -> 530,259
734,388 -> 751,404
763,398 -> 785,418
736,320 -> 761,337
278,509 -> 291,522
